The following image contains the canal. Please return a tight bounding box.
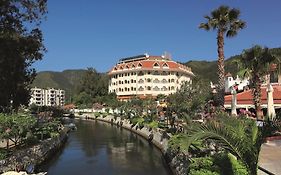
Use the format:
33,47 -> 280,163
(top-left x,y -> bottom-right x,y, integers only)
39,119 -> 172,175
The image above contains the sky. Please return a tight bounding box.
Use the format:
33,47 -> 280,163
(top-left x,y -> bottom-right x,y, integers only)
33,0 -> 281,73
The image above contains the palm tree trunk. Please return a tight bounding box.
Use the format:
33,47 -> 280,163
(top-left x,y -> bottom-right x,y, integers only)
217,29 -> 225,108
252,74 -> 263,119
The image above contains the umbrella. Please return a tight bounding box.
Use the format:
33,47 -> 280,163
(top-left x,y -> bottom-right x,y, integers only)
231,86 -> 237,116
267,84 -> 276,119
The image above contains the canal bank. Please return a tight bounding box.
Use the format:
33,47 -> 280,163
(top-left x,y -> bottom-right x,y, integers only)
77,114 -> 189,175
0,128 -> 68,174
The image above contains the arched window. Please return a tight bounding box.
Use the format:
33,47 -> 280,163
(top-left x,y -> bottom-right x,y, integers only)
138,71 -> 144,76
161,79 -> 168,83
138,79 -> 144,83
153,62 -> 160,67
153,78 -> 160,83
138,63 -> 142,67
161,86 -> 168,91
153,71 -> 160,75
138,86 -> 144,91
162,62 -> 169,68
153,86 -> 160,91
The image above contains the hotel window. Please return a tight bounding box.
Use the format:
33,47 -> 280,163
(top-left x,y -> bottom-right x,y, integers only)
153,78 -> 160,83
153,62 -> 160,68
171,86 -> 175,90
138,71 -> 144,76
131,79 -> 134,83
162,63 -> 169,68
161,79 -> 168,83
131,87 -> 134,91
147,78 -> 151,83
161,86 -> 168,91
138,79 -> 144,83
147,86 -> 151,90
138,86 -> 144,91
153,86 -> 160,91
153,71 -> 160,75
138,63 -> 142,67
171,79 -> 175,83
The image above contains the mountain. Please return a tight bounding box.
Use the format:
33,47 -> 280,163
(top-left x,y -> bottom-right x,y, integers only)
184,55 -> 239,83
184,47 -> 281,83
31,69 -> 87,102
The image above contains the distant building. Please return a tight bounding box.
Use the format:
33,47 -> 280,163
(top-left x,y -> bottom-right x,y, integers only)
30,87 -> 65,106
108,53 -> 194,101
225,73 -> 250,93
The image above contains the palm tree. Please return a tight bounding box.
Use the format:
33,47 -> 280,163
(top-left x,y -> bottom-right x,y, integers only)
199,6 -> 246,107
238,45 -> 277,119
186,115 -> 263,175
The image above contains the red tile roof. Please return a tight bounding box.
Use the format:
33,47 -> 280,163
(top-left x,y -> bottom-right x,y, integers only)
108,56 -> 194,76
225,84 -> 281,105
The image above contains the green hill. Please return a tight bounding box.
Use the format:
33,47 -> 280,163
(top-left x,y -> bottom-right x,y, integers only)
32,69 -> 87,102
185,47 -> 281,83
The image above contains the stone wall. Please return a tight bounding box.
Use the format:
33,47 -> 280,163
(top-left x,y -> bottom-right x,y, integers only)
78,114 -> 189,175
0,129 -> 68,173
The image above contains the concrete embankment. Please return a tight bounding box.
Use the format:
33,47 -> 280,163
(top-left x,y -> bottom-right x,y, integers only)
0,128 -> 68,174
77,114 -> 189,175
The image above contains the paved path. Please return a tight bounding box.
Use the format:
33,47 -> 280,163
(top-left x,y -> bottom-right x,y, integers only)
259,140 -> 281,175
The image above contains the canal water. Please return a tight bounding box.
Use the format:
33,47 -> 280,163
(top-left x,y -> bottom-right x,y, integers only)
39,119 -> 172,175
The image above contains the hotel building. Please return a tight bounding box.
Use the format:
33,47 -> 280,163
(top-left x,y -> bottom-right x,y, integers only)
30,87 -> 65,106
108,54 -> 194,101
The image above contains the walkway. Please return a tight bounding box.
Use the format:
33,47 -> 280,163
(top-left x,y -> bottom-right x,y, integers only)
259,140 -> 281,175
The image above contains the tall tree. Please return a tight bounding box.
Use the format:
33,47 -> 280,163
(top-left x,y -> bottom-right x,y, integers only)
74,68 -> 109,107
0,0 -> 47,112
237,45 -> 277,119
199,5 -> 246,107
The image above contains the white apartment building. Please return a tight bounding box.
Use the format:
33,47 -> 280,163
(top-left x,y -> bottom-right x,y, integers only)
108,54 -> 194,101
30,87 -> 65,106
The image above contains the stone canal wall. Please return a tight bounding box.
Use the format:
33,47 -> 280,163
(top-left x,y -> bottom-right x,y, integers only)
0,128 -> 68,173
78,114 -> 189,175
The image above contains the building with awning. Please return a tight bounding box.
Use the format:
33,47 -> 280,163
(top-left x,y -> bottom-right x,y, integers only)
224,84 -> 281,110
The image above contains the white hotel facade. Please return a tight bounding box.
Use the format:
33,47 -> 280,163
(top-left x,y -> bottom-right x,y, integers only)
30,87 -> 65,106
108,54 -> 194,101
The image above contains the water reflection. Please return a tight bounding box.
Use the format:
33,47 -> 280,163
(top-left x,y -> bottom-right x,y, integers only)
39,120 -> 171,175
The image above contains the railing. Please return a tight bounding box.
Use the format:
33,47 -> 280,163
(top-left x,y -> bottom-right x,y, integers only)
258,166 -> 275,175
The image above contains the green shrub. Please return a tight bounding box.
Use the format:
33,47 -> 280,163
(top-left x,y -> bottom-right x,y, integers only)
147,121 -> 158,129
228,153 -> 248,175
0,149 -> 8,160
189,169 -> 220,175
168,134 -> 189,151
214,153 -> 248,175
189,157 -> 220,175
25,132 -> 39,145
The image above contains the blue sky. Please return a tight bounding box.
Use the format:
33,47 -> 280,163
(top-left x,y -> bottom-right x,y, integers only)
33,0 -> 281,73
